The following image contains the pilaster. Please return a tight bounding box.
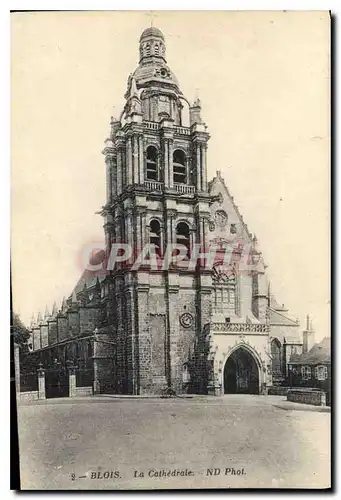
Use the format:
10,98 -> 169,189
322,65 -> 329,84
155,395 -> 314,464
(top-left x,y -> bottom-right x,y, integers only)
37,365 -> 46,400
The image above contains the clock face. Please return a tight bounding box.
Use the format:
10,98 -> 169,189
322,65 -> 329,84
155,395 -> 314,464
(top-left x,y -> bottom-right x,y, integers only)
180,312 -> 194,329
214,210 -> 228,227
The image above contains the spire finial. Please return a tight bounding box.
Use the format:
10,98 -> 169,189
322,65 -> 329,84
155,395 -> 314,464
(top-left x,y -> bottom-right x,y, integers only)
61,296 -> 67,312
147,10 -> 156,28
52,301 -> 58,317
44,305 -> 49,320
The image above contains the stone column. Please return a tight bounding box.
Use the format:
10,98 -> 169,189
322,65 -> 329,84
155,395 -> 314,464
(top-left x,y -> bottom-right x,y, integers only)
111,155 -> 117,199
168,139 -> 174,188
136,287 -> 151,394
199,216 -> 205,250
166,210 -> 176,248
136,208 -> 146,255
142,211 -> 148,249
202,144 -> 208,191
133,136 -> 139,185
163,139 -> 169,186
125,289 -> 138,395
116,148 -> 123,195
196,143 -> 202,191
126,137 -> 133,185
68,362 -> 76,397
138,135 -> 144,184
126,209 -> 133,265
37,364 -> 46,400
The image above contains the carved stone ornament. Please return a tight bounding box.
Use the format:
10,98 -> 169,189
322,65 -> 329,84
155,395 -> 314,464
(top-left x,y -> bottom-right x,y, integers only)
214,210 -> 228,227
208,217 -> 216,232
179,312 -> 194,329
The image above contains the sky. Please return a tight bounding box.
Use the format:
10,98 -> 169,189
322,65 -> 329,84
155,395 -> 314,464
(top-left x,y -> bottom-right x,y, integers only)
11,11 -> 330,340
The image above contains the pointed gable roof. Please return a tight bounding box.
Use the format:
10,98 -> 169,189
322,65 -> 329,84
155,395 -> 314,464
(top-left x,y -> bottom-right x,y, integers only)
269,308 -> 298,327
208,170 -> 252,241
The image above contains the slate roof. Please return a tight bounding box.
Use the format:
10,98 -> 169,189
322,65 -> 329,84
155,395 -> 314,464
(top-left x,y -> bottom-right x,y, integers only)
269,308 -> 299,327
290,337 -> 331,365
70,269 -> 107,299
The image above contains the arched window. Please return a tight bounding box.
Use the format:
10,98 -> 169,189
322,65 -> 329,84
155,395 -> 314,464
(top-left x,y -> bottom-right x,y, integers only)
173,149 -> 187,184
146,146 -> 158,181
212,263 -> 236,314
301,366 -> 312,380
176,222 -> 190,258
149,219 -> 162,256
145,43 -> 151,56
154,43 -> 159,55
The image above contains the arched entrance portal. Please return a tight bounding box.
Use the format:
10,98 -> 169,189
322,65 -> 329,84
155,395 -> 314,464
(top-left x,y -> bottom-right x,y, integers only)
224,347 -> 259,395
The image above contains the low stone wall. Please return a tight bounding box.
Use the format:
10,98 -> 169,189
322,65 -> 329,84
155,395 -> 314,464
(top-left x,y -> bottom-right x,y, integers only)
18,391 -> 39,402
287,388 -> 326,406
75,386 -> 93,397
268,386 -> 291,396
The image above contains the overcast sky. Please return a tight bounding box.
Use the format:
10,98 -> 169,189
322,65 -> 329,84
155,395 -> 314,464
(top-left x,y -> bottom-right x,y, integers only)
11,11 -> 330,339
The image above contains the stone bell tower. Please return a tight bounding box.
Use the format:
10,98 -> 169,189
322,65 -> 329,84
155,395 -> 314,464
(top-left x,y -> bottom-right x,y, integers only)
101,27 -> 212,395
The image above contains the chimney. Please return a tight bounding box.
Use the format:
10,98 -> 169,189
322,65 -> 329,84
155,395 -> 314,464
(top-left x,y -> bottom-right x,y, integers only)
302,314 -> 315,353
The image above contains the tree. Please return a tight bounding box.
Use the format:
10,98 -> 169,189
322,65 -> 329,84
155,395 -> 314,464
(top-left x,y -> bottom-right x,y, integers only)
11,312 -> 31,353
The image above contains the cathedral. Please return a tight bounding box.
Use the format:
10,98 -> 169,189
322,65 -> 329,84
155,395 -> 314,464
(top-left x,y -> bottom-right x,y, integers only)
28,27 -> 315,397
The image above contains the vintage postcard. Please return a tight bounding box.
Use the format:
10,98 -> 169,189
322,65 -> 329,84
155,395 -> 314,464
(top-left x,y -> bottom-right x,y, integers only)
11,10 -> 331,490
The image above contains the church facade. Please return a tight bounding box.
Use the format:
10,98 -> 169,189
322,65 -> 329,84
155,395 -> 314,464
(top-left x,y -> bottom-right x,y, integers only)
28,27 -> 314,397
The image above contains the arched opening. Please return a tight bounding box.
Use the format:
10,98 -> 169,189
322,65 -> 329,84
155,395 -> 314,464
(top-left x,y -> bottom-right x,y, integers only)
223,347 -> 259,395
176,222 -> 190,258
149,219 -> 162,256
173,149 -> 187,184
146,146 -> 158,181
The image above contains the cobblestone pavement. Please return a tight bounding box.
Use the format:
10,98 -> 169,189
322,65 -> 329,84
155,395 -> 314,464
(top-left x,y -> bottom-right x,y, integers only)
17,395 -> 331,490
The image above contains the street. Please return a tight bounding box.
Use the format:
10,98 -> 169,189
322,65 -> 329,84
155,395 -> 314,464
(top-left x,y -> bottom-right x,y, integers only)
17,395 -> 331,490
